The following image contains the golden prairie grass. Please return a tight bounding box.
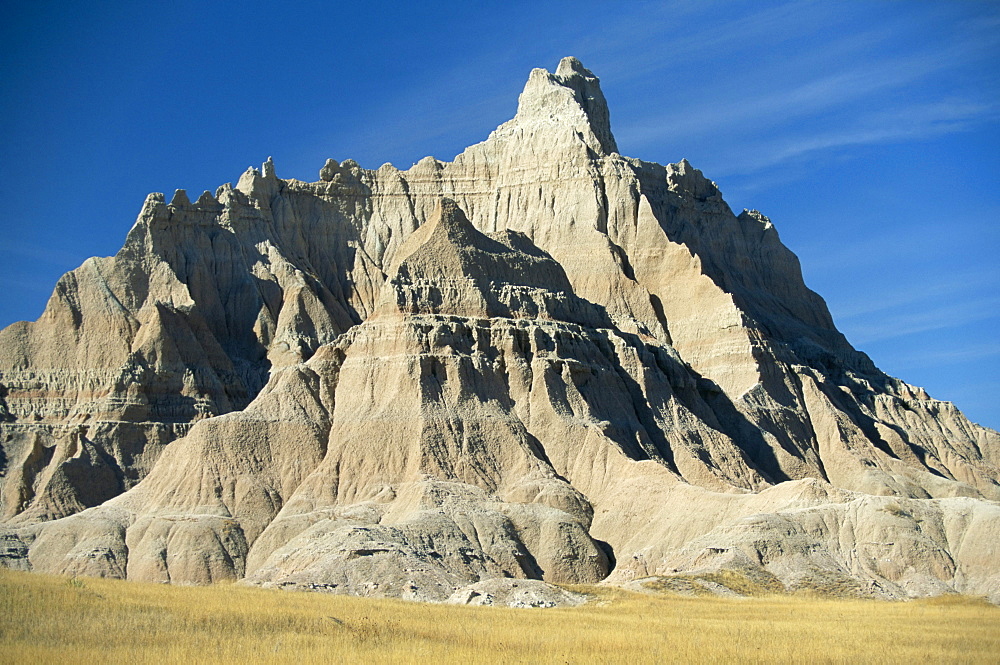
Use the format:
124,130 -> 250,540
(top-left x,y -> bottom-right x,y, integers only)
1,567 -> 997,664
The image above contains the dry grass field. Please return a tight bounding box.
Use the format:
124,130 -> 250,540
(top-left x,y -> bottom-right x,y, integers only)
1,567 -> 997,664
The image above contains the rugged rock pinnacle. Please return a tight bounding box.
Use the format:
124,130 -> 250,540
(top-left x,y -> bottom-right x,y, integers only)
513,56 -> 618,155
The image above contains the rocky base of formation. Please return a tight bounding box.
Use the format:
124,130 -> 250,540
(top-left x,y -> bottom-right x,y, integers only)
1,58 -> 997,606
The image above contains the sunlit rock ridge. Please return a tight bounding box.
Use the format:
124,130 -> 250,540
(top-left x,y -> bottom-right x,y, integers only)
1,57 -> 997,606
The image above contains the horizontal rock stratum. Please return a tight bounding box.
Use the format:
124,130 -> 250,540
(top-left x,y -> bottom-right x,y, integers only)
1,57 -> 998,605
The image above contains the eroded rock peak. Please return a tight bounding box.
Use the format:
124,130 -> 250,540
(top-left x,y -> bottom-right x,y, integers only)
1,57 -> 997,607
513,56 -> 618,156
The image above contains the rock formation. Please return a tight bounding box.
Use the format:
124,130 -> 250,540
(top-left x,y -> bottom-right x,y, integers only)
1,57 -> 998,605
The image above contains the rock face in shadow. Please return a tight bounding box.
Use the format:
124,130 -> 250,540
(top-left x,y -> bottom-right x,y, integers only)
1,58 -> 998,603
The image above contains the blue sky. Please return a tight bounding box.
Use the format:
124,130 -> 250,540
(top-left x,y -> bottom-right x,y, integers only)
1,0 -> 998,429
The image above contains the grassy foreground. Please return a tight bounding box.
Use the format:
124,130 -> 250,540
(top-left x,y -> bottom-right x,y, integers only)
1,568 -> 997,664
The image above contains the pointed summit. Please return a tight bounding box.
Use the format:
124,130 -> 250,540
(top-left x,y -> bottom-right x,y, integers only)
380,199 -> 607,326
387,198 -> 484,281
513,56 -> 618,155
389,198 -> 572,292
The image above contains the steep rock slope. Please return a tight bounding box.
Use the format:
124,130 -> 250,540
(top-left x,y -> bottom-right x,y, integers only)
1,58 -> 998,601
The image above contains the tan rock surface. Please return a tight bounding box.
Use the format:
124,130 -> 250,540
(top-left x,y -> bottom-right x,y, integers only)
447,578 -> 588,608
1,58 -> 997,603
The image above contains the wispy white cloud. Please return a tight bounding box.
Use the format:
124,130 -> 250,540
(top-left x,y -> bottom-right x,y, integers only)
793,213 -> 999,278
731,101 -> 999,174
828,268 -> 998,321
891,342 -> 1000,369
620,55 -> 969,146
606,1 -> 1000,175
840,294 -> 1000,345
592,0 -> 841,84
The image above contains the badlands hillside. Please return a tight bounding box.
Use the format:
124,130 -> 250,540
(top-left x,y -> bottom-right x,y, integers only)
1,57 -> 997,606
